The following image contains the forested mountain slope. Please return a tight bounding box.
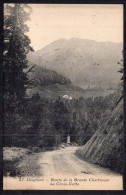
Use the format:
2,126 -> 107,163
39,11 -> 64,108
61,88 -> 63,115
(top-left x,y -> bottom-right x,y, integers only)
27,64 -> 87,99
28,64 -> 71,86
27,64 -> 116,99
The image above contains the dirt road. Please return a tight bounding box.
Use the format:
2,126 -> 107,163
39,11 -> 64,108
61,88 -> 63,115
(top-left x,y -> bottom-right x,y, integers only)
3,146 -> 123,190
38,146 -> 120,177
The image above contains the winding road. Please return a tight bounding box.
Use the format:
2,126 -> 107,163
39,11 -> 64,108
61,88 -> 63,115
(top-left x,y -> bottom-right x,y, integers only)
38,146 -> 121,177
3,146 -> 123,190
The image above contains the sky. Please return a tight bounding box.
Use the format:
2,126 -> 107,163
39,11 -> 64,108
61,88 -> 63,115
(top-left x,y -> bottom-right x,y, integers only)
26,4 -> 123,51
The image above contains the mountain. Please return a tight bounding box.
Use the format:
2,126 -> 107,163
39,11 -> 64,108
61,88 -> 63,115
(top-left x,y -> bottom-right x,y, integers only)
26,65 -> 116,100
76,98 -> 123,172
28,38 -> 123,89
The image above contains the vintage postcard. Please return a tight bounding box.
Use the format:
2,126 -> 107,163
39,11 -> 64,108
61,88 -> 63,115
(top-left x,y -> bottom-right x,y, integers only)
3,4 -> 123,190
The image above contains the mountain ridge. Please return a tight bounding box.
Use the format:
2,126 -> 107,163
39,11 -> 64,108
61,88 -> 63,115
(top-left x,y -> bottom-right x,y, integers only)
28,38 -> 123,89
36,38 -> 122,54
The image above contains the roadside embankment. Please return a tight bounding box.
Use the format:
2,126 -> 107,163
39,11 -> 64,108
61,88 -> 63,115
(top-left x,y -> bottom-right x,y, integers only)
76,100 -> 123,173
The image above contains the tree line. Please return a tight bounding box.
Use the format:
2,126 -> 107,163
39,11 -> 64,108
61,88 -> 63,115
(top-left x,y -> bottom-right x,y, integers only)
4,90 -> 121,148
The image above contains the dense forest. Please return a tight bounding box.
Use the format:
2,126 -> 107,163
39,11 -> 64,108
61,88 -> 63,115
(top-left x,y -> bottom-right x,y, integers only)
4,89 -> 121,149
28,63 -> 71,86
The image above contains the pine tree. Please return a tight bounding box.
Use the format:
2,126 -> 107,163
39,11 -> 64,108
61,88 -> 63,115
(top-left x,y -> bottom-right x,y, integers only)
3,4 -> 34,145
117,50 -> 123,98
3,4 -> 34,109
117,50 -> 123,82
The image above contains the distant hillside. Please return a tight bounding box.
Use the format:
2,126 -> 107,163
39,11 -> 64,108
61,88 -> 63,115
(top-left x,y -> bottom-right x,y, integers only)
28,38 -> 123,89
27,65 -> 116,99
76,99 -> 123,172
28,64 -> 71,86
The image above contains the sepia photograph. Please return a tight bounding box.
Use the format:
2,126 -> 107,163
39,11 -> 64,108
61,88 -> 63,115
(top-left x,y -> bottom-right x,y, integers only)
3,3 -> 123,190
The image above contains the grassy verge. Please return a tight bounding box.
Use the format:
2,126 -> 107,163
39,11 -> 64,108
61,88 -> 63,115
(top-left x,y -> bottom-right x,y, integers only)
3,147 -> 43,177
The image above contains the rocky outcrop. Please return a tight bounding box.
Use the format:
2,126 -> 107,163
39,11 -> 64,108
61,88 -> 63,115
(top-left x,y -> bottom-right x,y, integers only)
77,99 -> 123,172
